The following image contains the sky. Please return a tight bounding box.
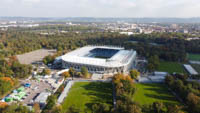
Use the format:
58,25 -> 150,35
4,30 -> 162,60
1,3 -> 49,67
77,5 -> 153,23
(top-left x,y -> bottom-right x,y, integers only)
0,0 -> 200,18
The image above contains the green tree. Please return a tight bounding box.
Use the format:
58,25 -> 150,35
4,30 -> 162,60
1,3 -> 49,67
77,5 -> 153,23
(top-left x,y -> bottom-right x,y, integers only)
152,102 -> 165,113
45,95 -> 57,110
51,105 -> 62,113
2,103 -> 31,113
92,103 -> 110,113
130,69 -> 140,80
69,68 -> 75,79
66,105 -> 81,113
81,67 -> 90,78
147,55 -> 160,72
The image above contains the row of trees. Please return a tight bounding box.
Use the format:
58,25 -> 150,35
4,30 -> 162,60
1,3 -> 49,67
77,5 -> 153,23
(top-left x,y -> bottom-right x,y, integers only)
165,74 -> 200,113
112,73 -> 187,113
0,103 -> 32,113
112,74 -> 141,113
0,31 -> 200,68
2,30 -> 200,62
61,67 -> 91,79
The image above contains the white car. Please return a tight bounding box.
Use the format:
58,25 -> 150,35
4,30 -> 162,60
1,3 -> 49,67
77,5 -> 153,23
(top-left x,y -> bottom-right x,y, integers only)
34,86 -> 38,90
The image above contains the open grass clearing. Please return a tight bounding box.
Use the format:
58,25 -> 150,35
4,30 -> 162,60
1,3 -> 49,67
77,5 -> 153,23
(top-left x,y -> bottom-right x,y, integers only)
157,61 -> 187,74
133,83 -> 180,105
188,53 -> 200,61
61,82 -> 113,113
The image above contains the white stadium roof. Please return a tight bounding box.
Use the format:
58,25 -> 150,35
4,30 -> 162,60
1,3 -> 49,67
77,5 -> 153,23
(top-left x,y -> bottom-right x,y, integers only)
61,45 -> 136,68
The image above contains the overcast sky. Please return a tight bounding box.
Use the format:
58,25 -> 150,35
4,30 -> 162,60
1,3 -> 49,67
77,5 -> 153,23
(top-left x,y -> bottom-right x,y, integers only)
0,0 -> 200,17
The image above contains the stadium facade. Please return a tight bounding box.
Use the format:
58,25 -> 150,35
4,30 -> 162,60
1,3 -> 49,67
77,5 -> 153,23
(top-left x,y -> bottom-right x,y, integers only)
60,45 -> 137,74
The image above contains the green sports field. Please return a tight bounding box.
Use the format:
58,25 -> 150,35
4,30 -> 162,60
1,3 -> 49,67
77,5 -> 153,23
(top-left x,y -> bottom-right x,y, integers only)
157,61 -> 187,74
133,83 -> 180,105
62,82 -> 113,113
188,53 -> 200,61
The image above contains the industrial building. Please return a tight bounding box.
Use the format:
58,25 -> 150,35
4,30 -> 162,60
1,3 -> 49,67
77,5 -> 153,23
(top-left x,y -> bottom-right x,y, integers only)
34,92 -> 51,106
183,64 -> 198,75
59,45 -> 137,74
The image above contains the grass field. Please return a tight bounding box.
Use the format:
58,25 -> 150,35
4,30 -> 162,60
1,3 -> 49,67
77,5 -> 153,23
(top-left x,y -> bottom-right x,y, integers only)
188,53 -> 200,61
62,82 -> 113,113
157,61 -> 186,74
133,83 -> 180,105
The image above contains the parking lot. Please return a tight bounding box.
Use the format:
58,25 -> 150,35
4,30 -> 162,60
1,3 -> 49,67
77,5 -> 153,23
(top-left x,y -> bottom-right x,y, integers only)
17,49 -> 56,65
20,79 -> 53,105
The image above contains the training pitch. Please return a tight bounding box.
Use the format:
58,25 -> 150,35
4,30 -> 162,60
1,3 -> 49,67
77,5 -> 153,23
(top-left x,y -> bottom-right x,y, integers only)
62,82 -> 113,113
133,83 -> 180,105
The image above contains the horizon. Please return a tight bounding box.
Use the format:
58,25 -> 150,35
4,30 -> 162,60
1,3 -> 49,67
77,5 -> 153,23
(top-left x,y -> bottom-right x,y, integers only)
1,17 -> 200,19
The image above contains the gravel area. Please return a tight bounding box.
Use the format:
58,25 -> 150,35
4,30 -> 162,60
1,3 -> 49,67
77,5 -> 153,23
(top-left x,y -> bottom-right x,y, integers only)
16,49 -> 56,65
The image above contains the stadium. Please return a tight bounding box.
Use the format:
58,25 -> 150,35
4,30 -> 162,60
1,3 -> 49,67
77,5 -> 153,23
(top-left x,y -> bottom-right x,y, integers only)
60,45 -> 137,74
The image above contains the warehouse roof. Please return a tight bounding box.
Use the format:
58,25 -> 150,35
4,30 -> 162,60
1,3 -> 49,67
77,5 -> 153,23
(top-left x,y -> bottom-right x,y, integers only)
34,92 -> 51,104
183,64 -> 198,75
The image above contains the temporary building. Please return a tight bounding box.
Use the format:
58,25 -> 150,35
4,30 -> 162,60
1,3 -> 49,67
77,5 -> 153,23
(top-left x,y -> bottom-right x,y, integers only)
17,92 -> 26,99
17,87 -> 25,93
24,83 -> 31,88
5,97 -> 13,102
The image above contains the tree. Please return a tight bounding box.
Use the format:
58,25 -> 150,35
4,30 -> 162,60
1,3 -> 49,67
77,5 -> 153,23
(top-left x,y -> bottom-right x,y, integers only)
187,93 -> 200,113
165,75 -> 175,87
61,72 -> 70,78
66,105 -> 81,113
147,55 -> 160,72
167,105 -> 185,113
113,74 -> 135,96
130,69 -> 140,80
92,103 -> 110,113
152,102 -> 165,113
81,67 -> 90,78
45,95 -> 57,110
43,55 -> 55,65
33,103 -> 40,113
2,103 -> 31,113
0,78 -> 13,96
51,105 -> 62,113
42,69 -> 51,75
69,68 -> 75,79
116,95 -> 142,113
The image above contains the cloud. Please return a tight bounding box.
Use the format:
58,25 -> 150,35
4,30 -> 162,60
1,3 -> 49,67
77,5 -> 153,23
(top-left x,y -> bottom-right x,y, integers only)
0,0 -> 200,17
22,0 -> 41,3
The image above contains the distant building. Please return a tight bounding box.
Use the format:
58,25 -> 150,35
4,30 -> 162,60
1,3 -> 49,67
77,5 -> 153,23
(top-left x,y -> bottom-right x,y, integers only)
153,71 -> 168,76
179,29 -> 188,33
183,64 -> 198,75
186,37 -> 200,41
119,32 -> 134,35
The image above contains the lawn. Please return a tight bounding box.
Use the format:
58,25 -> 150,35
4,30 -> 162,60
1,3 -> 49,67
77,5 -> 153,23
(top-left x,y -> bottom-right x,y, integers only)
157,61 -> 186,74
188,53 -> 200,61
133,83 -> 180,105
62,82 -> 113,113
